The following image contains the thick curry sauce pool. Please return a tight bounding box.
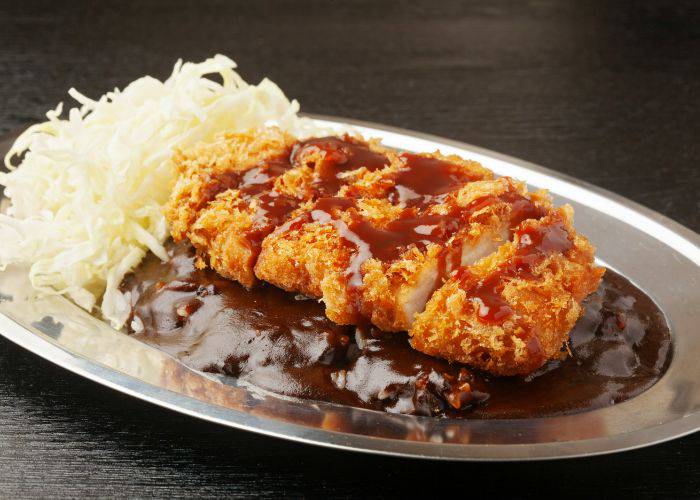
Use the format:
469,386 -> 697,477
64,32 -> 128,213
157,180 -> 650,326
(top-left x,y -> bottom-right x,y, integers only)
122,241 -> 671,419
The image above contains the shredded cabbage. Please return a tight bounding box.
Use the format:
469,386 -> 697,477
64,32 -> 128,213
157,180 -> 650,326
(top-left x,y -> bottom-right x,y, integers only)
0,54 -> 321,329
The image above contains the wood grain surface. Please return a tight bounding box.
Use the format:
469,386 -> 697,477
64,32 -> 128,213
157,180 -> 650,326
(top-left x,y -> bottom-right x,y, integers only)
1,0 -> 699,497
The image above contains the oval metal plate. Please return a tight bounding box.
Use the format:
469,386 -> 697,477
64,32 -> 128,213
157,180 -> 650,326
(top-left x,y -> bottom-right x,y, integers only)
0,115 -> 699,461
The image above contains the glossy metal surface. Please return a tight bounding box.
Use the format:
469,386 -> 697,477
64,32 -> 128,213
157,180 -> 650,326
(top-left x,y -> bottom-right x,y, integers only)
0,116 -> 698,460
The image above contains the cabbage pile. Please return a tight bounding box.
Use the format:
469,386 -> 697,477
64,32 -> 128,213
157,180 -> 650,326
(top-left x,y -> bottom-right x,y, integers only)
0,55 -> 315,328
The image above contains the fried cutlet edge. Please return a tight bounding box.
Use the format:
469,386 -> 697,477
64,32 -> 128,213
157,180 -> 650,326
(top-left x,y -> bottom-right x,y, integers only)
359,177 -> 540,331
165,127 -> 296,242
171,130 -> 398,288
409,205 -> 604,376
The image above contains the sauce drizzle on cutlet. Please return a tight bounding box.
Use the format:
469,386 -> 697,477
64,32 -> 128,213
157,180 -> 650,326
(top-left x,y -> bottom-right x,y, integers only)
200,152 -> 295,207
456,217 -> 574,325
291,136 -> 390,196
285,182 -> 547,321
215,152 -> 298,260
203,137 -> 391,261
388,153 -> 482,207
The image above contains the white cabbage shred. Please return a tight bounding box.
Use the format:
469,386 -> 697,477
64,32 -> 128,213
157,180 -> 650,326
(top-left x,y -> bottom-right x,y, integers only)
0,54 -> 318,329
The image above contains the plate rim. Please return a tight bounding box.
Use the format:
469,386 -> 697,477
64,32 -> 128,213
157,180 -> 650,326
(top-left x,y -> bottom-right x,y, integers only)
1,303 -> 698,462
0,116 -> 698,461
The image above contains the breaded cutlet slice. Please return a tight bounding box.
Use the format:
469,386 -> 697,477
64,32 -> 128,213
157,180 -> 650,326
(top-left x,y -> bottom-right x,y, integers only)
254,147 -> 497,327
174,133 -> 394,287
360,178 -> 552,331
255,177 -> 551,331
165,127 -> 296,242
409,206 -> 605,376
187,190 -> 302,287
255,197 -> 404,325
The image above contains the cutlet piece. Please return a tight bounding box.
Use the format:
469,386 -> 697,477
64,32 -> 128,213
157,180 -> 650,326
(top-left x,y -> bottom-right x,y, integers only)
360,178 -> 552,331
254,148 -> 496,311
176,133 -> 392,287
256,176 -> 551,331
165,127 -> 296,241
409,207 -> 605,376
188,190 -> 301,287
256,197 -> 404,324
289,136 -> 392,197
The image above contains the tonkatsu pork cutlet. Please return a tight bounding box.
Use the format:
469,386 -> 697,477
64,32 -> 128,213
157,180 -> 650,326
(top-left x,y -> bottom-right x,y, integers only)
166,127 -> 296,242
410,207 -> 604,375
165,128 -> 603,376
256,153 -> 547,332
165,129 -> 391,287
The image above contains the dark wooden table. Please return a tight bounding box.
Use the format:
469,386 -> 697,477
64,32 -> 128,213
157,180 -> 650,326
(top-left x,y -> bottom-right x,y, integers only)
1,1 -> 699,497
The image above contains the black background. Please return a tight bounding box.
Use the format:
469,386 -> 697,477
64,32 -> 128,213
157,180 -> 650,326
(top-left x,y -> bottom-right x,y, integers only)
1,1 -> 699,497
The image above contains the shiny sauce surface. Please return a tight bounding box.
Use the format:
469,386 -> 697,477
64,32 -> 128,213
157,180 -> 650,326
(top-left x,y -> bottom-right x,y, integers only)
388,153 -> 477,206
123,242 -> 672,418
292,136 -> 390,196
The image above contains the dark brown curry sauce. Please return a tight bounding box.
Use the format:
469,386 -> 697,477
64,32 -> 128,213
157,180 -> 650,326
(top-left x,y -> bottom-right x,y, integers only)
122,241 -> 671,419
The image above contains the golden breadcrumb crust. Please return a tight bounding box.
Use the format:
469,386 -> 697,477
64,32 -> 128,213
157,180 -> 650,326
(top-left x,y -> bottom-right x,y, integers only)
164,126 -> 604,376
409,206 -> 604,375
167,130 -> 395,288
165,127 -> 295,241
258,177 -> 552,332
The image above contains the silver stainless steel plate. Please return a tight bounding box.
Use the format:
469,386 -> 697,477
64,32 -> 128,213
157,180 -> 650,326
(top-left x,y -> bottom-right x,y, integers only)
0,115 -> 699,461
